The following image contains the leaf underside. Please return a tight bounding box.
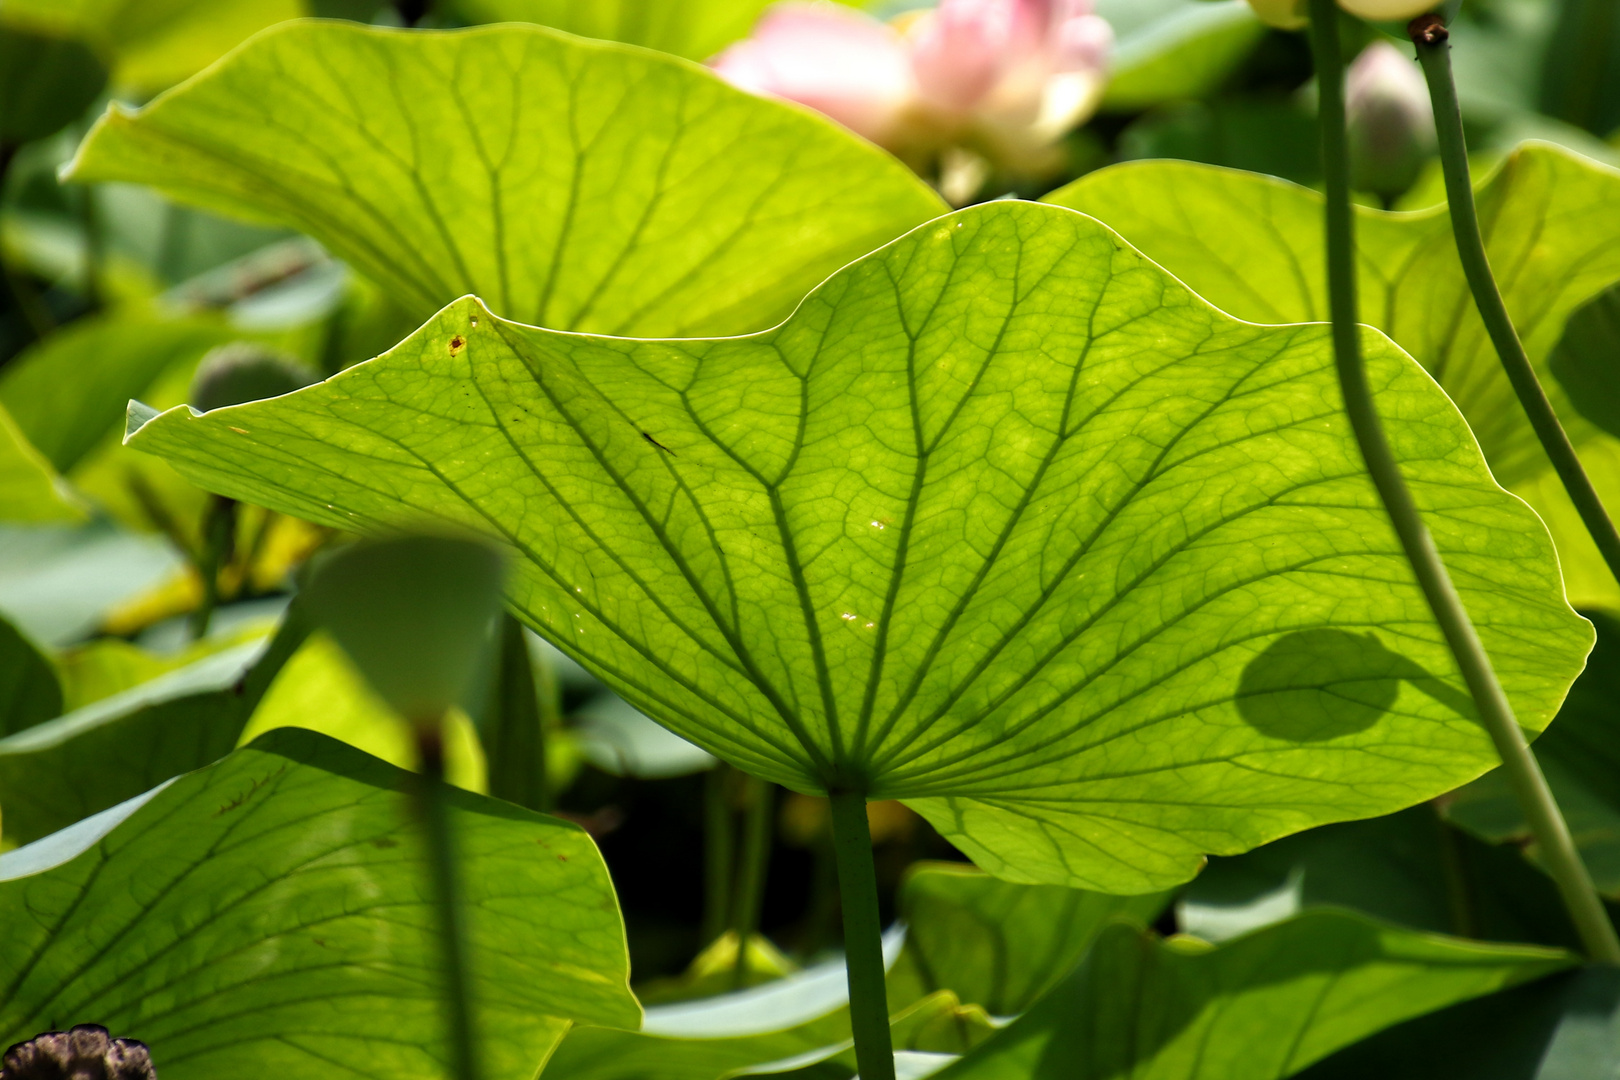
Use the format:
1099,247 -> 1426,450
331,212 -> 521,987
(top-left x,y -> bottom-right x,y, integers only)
1046,143 -> 1620,609
127,201 -> 1590,892
67,20 -> 945,338
0,728 -> 637,1080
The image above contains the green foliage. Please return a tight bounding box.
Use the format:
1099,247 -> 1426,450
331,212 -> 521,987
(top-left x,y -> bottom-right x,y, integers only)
933,911 -> 1573,1080
0,605 -> 305,845
1045,142 -> 1620,609
0,727 -> 638,1079
0,405 -> 85,525
0,311 -> 231,473
886,862 -> 1167,1016
0,27 -> 106,148
1448,611 -> 1620,898
0,615 -> 60,738
67,21 -> 946,337
449,0 -> 777,62
0,0 -> 305,92
125,200 -> 1590,891
1100,1 -> 1267,113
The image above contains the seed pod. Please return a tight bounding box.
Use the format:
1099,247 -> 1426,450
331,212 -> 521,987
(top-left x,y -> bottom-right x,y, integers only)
2,1024 -> 156,1080
302,533 -> 505,725
189,342 -> 317,413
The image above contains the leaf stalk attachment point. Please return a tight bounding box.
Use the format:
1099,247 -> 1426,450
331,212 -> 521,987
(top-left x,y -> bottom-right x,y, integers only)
1308,0 -> 1620,965
1409,12 -> 1620,594
828,789 -> 896,1080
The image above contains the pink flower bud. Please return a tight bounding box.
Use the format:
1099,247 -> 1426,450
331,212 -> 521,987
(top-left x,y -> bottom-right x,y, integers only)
1345,40 -> 1435,198
713,0 -> 1112,180
710,4 -> 917,145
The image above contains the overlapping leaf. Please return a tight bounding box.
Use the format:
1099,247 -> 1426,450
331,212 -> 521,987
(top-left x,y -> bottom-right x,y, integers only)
68,21 -> 946,338
0,727 -> 638,1080
932,911 -> 1571,1080
0,405 -> 85,526
1046,143 -> 1620,608
450,0 -> 779,62
126,201 -> 1590,891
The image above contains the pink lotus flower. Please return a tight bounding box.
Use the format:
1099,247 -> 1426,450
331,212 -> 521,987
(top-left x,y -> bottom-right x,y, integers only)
713,0 -> 1112,182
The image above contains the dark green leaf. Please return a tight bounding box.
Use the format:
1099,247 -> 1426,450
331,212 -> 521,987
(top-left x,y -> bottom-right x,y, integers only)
0,27 -> 106,147
0,614 -> 60,738
0,603 -> 307,845
0,726 -> 638,1079
932,912 -> 1572,1080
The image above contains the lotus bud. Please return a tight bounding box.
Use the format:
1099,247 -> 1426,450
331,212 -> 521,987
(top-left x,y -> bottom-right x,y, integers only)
302,534 -> 505,726
1244,0 -> 1307,30
1345,40 -> 1435,199
189,342 -> 317,413
713,0 -> 1112,182
2,1025 -> 156,1080
1337,0 -> 1436,20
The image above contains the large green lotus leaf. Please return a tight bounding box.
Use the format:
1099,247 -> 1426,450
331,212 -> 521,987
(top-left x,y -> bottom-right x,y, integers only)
0,311 -> 232,473
1045,143 -> 1620,610
450,0 -> 776,62
67,21 -> 946,339
1447,609 -> 1620,898
0,726 -> 638,1080
0,403 -> 85,526
0,614 -> 60,738
0,605 -> 306,846
931,911 -> 1572,1080
124,200 -> 1591,892
0,0 -> 305,92
1177,807 -> 1587,950
1297,966 -> 1620,1080
886,862 -> 1167,1016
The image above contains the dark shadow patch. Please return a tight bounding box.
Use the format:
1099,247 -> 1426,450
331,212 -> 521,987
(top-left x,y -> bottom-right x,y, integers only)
1237,629 -> 1472,742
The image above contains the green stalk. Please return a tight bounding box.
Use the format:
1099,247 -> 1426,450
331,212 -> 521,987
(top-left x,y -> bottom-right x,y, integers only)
413,722 -> 482,1080
1411,16 -> 1620,592
1307,0 -> 1620,965
828,790 -> 894,1080
702,768 -> 735,946
190,496 -> 236,641
730,776 -> 774,988
487,614 -> 549,812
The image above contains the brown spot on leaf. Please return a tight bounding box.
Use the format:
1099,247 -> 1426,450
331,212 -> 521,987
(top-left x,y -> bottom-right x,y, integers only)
449,335 -> 467,355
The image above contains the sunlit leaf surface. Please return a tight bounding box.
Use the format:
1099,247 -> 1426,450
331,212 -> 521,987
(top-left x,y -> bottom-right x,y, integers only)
68,21 -> 946,337
1047,143 -> 1620,608
932,911 -> 1571,1080
450,0 -> 778,62
125,201 -> 1589,890
0,728 -> 638,1080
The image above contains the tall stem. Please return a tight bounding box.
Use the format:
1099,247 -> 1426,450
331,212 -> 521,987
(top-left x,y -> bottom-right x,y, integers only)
730,775 -> 774,988
413,722 -> 482,1080
702,768 -> 734,945
1411,15 -> 1620,592
487,614 -> 549,812
828,790 -> 894,1080
1307,0 -> 1620,964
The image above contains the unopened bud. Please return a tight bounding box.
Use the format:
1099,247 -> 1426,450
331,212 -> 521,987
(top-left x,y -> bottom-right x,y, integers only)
189,343 -> 317,413
1245,0 -> 1307,30
1338,0 -> 1435,19
302,534 -> 505,725
1346,41 -> 1435,199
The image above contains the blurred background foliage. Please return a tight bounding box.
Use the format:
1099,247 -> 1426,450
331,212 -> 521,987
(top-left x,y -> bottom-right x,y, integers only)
2,0 -> 1620,996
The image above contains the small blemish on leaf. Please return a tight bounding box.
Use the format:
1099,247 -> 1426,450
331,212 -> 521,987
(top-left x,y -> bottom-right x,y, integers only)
449,335 -> 467,355
642,431 -> 675,455
229,426 -> 249,435
371,836 -> 399,849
